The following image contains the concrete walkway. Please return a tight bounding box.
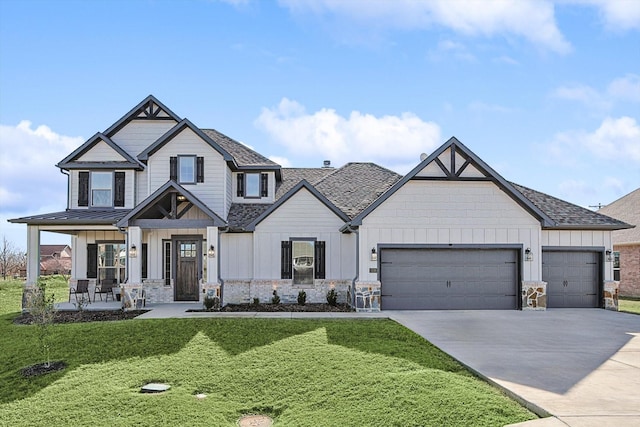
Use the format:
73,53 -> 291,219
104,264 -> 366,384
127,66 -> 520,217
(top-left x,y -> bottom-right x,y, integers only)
388,309 -> 640,427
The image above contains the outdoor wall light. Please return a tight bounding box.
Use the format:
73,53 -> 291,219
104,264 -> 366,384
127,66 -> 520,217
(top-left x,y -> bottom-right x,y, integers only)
606,249 -> 612,262
129,244 -> 138,258
371,247 -> 377,261
524,247 -> 533,261
208,245 -> 216,258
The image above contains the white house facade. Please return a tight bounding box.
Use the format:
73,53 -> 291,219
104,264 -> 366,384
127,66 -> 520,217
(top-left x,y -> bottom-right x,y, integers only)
10,95 -> 631,311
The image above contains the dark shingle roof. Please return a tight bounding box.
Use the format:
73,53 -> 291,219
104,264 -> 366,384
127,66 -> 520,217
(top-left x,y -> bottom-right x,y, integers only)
201,129 -> 278,168
275,168 -> 336,199
598,188 -> 640,243
315,163 -> 402,219
511,183 -> 631,229
227,204 -> 272,229
8,210 -> 131,225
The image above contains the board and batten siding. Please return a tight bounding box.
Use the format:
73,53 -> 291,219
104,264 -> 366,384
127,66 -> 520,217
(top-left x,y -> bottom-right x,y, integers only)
360,181 -> 542,282
143,228 -> 207,280
77,140 -> 127,162
541,230 -> 614,281
253,188 -> 355,280
220,233 -> 254,280
110,120 -> 178,159
146,127 -> 227,214
71,231 -> 124,279
68,169 -> 135,209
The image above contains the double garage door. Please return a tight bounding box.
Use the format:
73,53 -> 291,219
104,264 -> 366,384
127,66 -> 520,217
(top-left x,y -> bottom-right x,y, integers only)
380,248 -> 518,310
380,247 -> 601,310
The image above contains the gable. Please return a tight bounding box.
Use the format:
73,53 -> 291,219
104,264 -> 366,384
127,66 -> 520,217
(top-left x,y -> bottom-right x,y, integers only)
104,95 -> 181,137
77,139 -> 127,162
57,132 -> 143,170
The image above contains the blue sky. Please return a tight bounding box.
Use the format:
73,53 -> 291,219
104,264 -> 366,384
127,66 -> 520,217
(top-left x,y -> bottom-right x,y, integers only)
1,0 -> 639,250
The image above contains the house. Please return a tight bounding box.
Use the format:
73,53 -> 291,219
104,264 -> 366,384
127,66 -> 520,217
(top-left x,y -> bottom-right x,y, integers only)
9,95 -> 632,311
598,189 -> 640,297
39,244 -> 72,276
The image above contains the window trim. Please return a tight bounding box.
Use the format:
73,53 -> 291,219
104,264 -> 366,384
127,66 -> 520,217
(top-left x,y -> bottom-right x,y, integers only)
95,240 -> 126,285
90,171 -> 114,207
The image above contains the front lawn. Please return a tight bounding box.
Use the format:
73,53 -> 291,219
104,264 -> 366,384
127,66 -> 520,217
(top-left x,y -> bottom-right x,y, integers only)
0,280 -> 536,426
620,297 -> 640,315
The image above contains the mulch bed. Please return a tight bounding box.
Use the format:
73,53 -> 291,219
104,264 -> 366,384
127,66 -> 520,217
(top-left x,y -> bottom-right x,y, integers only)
190,303 -> 353,313
21,361 -> 67,378
13,310 -> 148,325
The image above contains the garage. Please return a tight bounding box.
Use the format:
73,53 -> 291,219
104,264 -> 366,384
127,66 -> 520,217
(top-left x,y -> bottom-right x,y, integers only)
379,247 -> 519,310
542,250 -> 601,308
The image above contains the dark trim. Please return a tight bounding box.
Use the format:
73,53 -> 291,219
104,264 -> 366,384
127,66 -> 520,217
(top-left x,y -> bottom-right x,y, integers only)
141,243 -> 148,279
103,95 -> 182,137
169,157 -> 177,181
57,132 -> 144,170
245,180 -> 349,231
542,225 -> 633,231
60,162 -> 141,170
86,243 -> 97,278
114,172 -> 126,207
197,157 -> 204,183
237,173 -> 244,197
314,240 -> 326,279
78,172 -> 89,207
130,219 -> 219,229
137,119 -> 235,165
350,137 -> 555,227
260,173 -> 268,197
410,176 -> 492,181
281,240 -> 292,279
541,246 -> 606,252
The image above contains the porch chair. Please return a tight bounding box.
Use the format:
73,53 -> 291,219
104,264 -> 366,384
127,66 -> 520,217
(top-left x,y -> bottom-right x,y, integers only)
69,279 -> 91,304
94,278 -> 117,302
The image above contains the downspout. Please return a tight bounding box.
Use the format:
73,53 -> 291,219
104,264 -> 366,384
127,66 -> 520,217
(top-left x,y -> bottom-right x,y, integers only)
342,223 -> 359,307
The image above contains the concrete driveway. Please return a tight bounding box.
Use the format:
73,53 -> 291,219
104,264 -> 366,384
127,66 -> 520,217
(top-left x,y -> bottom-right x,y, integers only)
388,309 -> 640,427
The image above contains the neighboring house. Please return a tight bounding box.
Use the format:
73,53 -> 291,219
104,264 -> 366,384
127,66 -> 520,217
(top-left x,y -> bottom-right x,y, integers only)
599,189 -> 640,297
39,244 -> 72,276
9,95 -> 632,311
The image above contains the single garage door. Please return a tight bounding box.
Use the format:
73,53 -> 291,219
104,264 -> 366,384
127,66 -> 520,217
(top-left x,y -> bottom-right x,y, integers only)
380,248 -> 518,310
542,251 -> 600,308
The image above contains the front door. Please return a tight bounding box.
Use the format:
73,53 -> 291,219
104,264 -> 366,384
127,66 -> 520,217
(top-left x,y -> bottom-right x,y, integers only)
175,239 -> 200,301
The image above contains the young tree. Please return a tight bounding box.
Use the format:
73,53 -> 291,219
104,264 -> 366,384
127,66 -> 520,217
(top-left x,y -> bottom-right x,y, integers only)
0,236 -> 26,279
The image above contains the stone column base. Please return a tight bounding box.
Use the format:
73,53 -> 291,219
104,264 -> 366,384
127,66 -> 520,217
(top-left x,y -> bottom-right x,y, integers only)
202,283 -> 221,310
522,281 -> 547,310
353,281 -> 381,312
604,281 -> 619,311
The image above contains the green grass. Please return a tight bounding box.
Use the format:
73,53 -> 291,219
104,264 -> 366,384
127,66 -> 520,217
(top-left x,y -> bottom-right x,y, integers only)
0,279 -> 536,426
620,297 -> 640,315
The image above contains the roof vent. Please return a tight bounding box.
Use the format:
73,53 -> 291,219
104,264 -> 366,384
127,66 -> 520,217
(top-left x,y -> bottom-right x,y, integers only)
323,160 -> 331,168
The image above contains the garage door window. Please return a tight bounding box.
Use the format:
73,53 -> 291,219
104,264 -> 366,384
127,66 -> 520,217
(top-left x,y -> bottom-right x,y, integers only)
280,240 -> 326,283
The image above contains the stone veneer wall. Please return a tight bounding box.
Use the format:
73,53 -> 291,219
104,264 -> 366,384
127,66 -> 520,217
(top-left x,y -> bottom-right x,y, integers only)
521,281 -> 547,310
352,281 -> 381,312
617,244 -> 640,297
222,279 -> 350,305
604,281 -> 619,311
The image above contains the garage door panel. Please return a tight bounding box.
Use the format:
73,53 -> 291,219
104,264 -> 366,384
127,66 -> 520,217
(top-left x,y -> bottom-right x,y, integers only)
380,248 -> 518,310
542,251 -> 599,308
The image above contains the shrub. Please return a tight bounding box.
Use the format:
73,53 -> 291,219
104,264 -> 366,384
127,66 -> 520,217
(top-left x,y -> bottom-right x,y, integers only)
271,290 -> 280,304
25,281 -> 57,368
297,290 -> 306,305
203,295 -> 219,310
326,288 -> 338,306
252,297 -> 260,305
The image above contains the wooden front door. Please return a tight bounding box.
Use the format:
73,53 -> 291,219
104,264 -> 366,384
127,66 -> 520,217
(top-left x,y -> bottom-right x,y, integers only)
175,240 -> 199,301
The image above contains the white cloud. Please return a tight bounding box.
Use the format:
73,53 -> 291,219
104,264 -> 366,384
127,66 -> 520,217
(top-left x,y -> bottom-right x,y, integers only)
268,155 -> 292,167
551,83 -> 611,110
0,121 -> 83,213
255,98 -> 441,167
547,116 -> 640,164
569,0 -> 640,31
607,74 -> 640,102
279,0 -> 571,53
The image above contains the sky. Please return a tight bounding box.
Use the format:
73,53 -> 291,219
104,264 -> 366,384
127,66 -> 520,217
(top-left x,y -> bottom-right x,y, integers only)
0,0 -> 639,251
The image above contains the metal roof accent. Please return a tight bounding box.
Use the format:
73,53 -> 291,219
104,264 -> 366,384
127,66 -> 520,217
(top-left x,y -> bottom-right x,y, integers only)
57,132 -> 144,170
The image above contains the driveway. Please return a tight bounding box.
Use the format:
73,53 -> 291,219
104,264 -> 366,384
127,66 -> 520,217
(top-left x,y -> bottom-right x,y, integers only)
388,309 -> 640,427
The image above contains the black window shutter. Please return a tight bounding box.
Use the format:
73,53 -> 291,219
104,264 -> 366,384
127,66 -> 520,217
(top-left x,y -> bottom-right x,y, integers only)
142,243 -> 148,279
314,241 -> 326,279
78,172 -> 89,207
114,172 -> 125,207
170,157 -> 177,181
237,173 -> 244,197
281,241 -> 292,279
260,173 -> 268,197
196,157 -> 204,183
87,243 -> 97,278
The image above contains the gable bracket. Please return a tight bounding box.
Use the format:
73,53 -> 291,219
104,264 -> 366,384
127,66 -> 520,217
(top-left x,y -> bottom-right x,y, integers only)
155,204 -> 171,219
434,157 -> 453,177
455,159 -> 471,177
176,203 -> 194,219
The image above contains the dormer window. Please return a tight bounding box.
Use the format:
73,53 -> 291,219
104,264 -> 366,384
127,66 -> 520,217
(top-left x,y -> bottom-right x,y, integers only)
78,171 -> 125,208
237,172 -> 269,198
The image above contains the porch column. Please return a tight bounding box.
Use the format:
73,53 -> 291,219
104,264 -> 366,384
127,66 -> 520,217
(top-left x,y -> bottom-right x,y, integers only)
128,226 -> 142,284
25,225 -> 40,286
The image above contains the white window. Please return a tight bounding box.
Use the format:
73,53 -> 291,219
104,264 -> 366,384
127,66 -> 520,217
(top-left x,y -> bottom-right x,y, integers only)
179,156 -> 196,184
98,243 -> 125,284
91,172 -> 113,207
245,173 -> 260,197
293,240 -> 315,285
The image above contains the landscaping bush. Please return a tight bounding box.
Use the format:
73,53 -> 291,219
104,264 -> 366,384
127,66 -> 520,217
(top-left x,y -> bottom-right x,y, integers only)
271,290 -> 280,304
326,288 -> 338,306
297,290 -> 306,305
